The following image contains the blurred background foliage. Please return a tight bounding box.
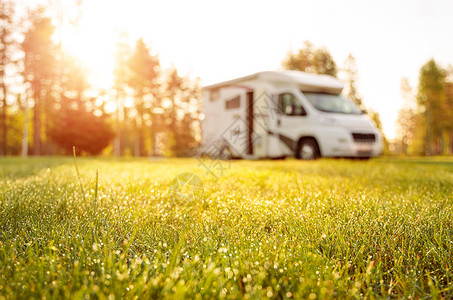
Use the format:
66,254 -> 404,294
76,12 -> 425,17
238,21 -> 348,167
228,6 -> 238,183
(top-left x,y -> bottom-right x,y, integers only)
0,1 -> 452,157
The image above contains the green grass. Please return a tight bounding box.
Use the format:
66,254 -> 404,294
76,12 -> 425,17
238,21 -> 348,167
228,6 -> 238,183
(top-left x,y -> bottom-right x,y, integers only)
0,157 -> 452,299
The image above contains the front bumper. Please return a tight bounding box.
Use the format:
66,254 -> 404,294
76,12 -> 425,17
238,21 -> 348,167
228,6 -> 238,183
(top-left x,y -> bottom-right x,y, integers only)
317,128 -> 382,157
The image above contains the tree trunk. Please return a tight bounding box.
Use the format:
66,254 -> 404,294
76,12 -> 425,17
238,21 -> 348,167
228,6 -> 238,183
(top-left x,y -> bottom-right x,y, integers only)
1,80 -> 7,155
114,93 -> 121,157
22,94 -> 29,157
32,78 -> 41,156
150,112 -> 157,156
134,116 -> 140,156
442,130 -> 449,155
1,98 -> 6,156
33,99 -> 41,155
121,106 -> 128,156
139,109 -> 145,156
449,130 -> 453,154
42,91 -> 53,155
425,108 -> 432,156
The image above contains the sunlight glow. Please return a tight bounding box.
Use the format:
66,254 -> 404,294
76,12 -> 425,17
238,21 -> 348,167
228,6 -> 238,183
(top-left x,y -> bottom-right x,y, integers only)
161,99 -> 172,109
34,0 -> 453,140
104,101 -> 117,114
62,32 -> 115,88
55,1 -> 120,89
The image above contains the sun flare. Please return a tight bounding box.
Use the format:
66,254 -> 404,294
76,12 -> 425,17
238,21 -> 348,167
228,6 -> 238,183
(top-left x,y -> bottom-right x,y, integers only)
59,11 -> 117,89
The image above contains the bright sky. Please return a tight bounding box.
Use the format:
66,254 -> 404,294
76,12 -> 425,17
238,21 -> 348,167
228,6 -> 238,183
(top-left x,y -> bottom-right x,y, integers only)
21,0 -> 453,139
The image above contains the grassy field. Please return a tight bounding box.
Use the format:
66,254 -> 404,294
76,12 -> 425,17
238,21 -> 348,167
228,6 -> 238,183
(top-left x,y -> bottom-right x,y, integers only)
0,156 -> 452,299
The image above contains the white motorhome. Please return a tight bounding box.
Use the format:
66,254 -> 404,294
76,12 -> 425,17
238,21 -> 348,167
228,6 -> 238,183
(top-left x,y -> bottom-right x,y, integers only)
201,70 -> 382,160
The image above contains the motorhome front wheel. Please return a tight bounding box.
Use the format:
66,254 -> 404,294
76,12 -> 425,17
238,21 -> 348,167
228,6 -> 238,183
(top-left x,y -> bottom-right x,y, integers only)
297,139 -> 320,160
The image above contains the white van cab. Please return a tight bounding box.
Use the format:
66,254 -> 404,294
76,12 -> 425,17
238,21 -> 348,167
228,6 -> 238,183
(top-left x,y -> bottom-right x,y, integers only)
202,70 -> 382,160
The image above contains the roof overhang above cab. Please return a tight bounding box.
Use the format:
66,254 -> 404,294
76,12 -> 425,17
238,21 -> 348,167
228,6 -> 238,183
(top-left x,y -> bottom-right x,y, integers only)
203,70 -> 344,95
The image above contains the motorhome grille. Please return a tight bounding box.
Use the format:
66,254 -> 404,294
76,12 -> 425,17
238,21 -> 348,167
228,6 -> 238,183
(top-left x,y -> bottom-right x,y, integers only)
352,133 -> 376,142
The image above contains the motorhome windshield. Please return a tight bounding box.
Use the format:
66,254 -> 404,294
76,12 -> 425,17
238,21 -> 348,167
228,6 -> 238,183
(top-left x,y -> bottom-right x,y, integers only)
304,92 -> 362,114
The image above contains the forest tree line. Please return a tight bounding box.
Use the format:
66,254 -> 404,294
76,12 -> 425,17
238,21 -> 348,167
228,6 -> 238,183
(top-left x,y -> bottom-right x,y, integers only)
396,60 -> 453,155
1,1 -> 451,157
0,2 -> 201,157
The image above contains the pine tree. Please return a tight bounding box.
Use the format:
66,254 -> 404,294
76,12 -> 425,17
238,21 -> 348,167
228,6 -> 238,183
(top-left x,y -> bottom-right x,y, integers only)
22,9 -> 58,155
282,41 -> 338,77
164,69 -> 201,156
342,54 -> 363,107
113,33 -> 132,156
417,59 -> 445,155
126,38 -> 160,156
0,0 -> 16,155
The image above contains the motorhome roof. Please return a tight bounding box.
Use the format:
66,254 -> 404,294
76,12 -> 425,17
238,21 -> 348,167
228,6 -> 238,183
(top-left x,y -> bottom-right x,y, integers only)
203,70 -> 344,94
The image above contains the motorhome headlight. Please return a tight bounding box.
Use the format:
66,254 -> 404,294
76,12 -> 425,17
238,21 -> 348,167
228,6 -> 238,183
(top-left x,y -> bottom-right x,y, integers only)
317,115 -> 338,126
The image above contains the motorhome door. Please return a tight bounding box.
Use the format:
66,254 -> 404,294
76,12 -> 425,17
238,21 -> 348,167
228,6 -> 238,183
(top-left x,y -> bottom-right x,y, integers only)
274,90 -> 310,156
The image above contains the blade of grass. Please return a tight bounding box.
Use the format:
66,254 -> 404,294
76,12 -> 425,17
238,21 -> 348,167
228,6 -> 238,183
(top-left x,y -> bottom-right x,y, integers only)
73,146 -> 86,203
94,169 -> 98,210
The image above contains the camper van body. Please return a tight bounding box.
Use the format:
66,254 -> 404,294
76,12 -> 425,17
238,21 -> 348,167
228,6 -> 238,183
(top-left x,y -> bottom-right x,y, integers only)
201,71 -> 382,159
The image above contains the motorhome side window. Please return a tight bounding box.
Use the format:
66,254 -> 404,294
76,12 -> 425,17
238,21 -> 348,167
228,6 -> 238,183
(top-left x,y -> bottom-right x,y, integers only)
225,96 -> 240,109
278,93 -> 307,116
